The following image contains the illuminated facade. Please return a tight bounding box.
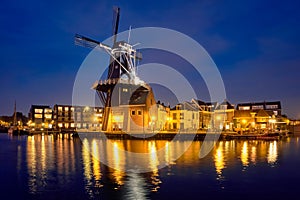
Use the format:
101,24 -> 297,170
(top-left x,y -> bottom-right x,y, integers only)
169,101 -> 199,131
214,100 -> 235,131
106,84 -> 157,133
192,99 -> 216,130
234,101 -> 288,133
28,105 -> 53,130
53,105 -> 103,132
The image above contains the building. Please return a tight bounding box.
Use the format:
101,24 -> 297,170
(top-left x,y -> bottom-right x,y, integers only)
28,105 -> 53,131
214,100 -> 235,131
236,101 -> 281,116
53,105 -> 103,132
169,101 -> 199,131
75,106 -> 103,132
192,99 -> 217,130
234,101 -> 286,133
104,83 -> 157,133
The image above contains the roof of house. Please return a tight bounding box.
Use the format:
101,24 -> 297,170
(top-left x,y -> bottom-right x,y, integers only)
256,109 -> 271,117
215,99 -> 234,110
233,110 -> 252,118
236,101 -> 281,110
171,101 -> 198,111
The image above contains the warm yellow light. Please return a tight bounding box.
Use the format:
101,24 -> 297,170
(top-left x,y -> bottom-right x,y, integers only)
112,115 -> 123,123
242,119 -> 247,124
93,116 -> 98,122
151,116 -> 156,121
84,106 -> 90,112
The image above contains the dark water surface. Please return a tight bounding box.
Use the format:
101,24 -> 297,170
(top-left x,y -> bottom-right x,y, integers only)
0,133 -> 300,200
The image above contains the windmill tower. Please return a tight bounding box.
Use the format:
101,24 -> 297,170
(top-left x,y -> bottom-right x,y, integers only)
75,7 -> 156,132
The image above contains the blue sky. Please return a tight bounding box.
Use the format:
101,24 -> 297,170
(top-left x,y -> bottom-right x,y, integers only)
1,0 -> 300,118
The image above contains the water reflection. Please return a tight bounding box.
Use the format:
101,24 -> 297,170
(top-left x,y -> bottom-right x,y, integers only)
19,134 -> 283,199
214,142 -> 225,177
26,134 -> 79,195
241,141 -> 249,167
211,140 -> 279,180
267,141 -> 278,165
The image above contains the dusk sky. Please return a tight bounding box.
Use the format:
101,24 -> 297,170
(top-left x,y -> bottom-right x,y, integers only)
1,0 -> 300,118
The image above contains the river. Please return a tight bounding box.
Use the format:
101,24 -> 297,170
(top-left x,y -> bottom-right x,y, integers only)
0,133 -> 300,199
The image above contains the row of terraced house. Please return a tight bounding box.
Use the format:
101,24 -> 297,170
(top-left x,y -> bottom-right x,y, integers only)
27,99 -> 289,133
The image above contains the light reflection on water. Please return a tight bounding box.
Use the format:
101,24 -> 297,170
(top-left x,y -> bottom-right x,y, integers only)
1,133 -> 293,199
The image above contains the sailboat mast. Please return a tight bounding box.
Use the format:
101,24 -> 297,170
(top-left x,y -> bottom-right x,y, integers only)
13,100 -> 17,126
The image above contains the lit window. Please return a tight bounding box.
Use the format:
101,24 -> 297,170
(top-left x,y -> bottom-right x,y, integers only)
239,106 -> 250,110
45,114 -> 52,119
44,108 -> 52,114
65,107 -> 69,112
58,107 -> 63,112
220,105 -> 227,110
266,105 -> 278,109
34,109 -> 43,114
122,88 -> 128,92
58,123 -> 63,128
34,114 -> 42,119
252,105 -> 264,110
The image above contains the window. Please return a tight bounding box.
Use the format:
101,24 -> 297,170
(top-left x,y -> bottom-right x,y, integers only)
58,107 -> 63,112
34,109 -> 43,114
252,105 -> 264,110
44,108 -> 52,114
34,114 -> 42,119
173,113 -> 177,120
122,88 -> 128,92
220,105 -> 227,110
138,110 -> 142,115
239,106 -> 250,110
180,113 -> 184,119
266,105 -> 278,109
45,114 -> 52,119
65,107 -> 69,112
131,110 -> 136,115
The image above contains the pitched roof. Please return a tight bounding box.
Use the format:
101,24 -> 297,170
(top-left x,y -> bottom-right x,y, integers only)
233,110 -> 252,118
216,99 -> 234,110
256,109 -> 271,117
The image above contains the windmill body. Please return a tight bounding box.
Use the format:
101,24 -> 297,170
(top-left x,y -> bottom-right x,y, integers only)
75,7 -> 157,133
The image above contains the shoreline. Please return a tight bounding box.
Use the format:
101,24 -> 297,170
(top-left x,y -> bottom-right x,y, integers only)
3,130 -> 293,141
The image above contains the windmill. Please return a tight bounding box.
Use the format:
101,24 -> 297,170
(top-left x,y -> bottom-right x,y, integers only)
75,7 -> 153,132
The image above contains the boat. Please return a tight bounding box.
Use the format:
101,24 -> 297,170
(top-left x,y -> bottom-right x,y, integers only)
7,101 -> 29,135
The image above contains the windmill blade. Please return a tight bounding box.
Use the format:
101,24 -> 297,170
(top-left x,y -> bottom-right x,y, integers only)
75,34 -> 111,50
75,34 -> 100,49
112,6 -> 120,45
